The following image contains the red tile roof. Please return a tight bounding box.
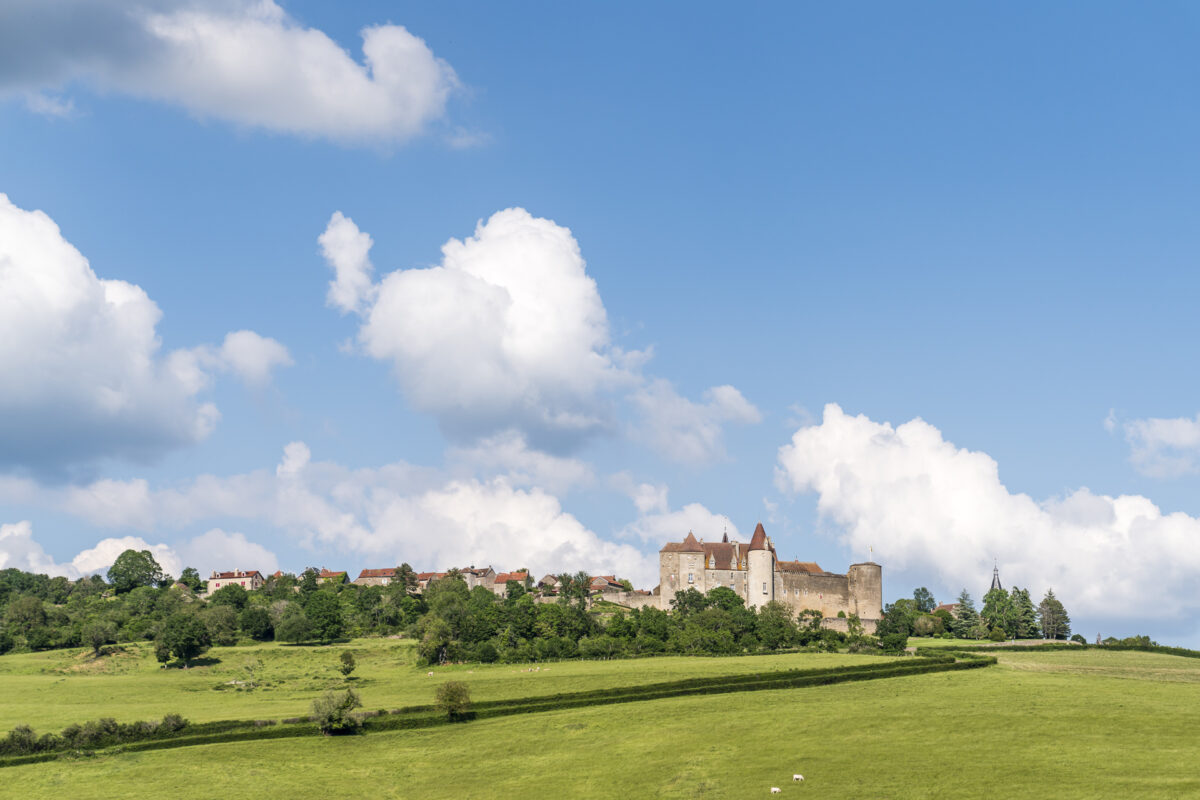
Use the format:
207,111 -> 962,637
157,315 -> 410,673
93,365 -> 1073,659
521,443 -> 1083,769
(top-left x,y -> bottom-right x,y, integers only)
211,570 -> 263,580
748,522 -> 768,551
357,568 -> 398,579
777,560 -> 823,575
494,572 -> 529,584
661,531 -> 705,552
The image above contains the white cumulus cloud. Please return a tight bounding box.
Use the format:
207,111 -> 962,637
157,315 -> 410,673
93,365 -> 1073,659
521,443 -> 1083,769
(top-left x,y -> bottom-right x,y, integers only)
0,522 -> 182,580
319,208 -> 759,459
777,403 -> 1200,620
0,0 -> 459,144
1107,410 -> 1200,478
447,431 -> 594,496
619,500 -> 740,548
0,193 -> 288,474
323,207 -> 634,449
632,379 -> 762,463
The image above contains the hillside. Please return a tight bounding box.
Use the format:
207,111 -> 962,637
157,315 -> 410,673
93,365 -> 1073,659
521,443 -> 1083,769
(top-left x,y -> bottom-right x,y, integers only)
4,643 -> 1200,797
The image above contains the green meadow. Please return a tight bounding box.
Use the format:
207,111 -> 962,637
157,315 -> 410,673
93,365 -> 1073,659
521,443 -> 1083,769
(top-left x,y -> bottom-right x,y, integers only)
0,638 -> 898,730
5,642 -> 1200,799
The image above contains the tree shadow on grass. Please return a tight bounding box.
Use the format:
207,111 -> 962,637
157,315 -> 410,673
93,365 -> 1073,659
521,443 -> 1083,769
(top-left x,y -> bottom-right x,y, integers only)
164,657 -> 222,669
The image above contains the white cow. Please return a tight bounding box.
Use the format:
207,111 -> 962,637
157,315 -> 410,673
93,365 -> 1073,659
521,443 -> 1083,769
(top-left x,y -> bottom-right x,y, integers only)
770,789 -> 781,795
793,774 -> 804,782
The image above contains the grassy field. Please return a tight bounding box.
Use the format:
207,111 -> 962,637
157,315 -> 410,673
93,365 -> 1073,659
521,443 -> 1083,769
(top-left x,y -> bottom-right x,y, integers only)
0,638 -> 899,731
5,644 -> 1199,798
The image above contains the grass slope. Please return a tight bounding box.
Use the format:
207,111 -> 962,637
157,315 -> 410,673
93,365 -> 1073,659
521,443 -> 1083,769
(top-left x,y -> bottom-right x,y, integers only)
0,638 -> 898,731
7,647 -> 1200,799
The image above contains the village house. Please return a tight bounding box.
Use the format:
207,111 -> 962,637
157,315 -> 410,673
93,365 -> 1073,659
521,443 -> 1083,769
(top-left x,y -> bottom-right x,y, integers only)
353,568 -> 398,587
589,575 -> 626,594
317,569 -> 348,585
206,570 -> 265,593
491,571 -> 530,595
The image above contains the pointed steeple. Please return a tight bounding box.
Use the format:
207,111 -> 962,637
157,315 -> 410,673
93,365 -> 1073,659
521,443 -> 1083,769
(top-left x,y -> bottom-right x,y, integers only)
680,531 -> 702,551
990,563 -> 1002,592
748,522 -> 768,551
722,530 -> 729,543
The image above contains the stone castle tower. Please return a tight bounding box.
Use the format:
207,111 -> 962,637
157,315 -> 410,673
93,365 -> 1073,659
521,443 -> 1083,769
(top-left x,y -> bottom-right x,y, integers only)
746,522 -> 775,610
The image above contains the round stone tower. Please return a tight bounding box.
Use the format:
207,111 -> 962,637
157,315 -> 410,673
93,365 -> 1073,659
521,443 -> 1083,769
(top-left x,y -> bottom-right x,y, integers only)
746,522 -> 774,610
847,561 -> 883,621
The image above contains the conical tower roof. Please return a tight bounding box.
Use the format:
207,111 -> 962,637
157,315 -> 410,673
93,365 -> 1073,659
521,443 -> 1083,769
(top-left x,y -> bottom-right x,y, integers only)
990,564 -> 1003,592
748,522 -> 768,551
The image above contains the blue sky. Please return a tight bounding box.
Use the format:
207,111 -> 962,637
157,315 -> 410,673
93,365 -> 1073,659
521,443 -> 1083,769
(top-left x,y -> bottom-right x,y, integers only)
2,1 -> 1200,644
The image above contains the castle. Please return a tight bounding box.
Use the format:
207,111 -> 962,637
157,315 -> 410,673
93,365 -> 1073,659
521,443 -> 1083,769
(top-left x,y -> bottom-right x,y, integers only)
655,523 -> 883,631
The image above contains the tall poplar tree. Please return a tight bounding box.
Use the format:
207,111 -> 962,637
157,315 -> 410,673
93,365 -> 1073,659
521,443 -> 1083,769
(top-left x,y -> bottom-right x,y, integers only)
981,587 -> 1015,637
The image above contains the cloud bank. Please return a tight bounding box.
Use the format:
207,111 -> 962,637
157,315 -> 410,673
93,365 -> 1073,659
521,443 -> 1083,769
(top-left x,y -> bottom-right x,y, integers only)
0,0 -> 458,143
0,521 -> 280,581
777,404 -> 1200,620
2,444 -> 655,586
0,192 -> 289,474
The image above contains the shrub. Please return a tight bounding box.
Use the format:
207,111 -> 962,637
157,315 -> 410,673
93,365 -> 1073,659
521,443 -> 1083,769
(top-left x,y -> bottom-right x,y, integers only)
988,626 -> 1006,642
339,650 -> 356,677
1070,634 -> 1087,644
475,642 -> 499,663
878,631 -> 908,654
435,681 -> 472,721
312,690 -> 362,735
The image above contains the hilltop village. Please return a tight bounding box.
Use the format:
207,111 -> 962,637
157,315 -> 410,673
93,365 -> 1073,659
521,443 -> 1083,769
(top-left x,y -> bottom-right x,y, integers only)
204,523 -> 883,631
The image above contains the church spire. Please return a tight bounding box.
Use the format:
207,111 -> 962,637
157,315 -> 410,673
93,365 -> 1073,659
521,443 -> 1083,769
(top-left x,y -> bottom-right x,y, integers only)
990,562 -> 1002,592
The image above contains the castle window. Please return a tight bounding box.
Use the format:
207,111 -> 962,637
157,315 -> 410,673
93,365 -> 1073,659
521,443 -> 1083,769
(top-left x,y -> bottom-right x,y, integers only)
762,582 -> 768,595
688,572 -> 694,584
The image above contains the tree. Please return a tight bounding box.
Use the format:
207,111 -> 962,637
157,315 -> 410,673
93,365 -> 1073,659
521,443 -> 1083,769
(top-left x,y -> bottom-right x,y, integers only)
951,589 -> 979,639
1011,587 -> 1039,639
981,587 -> 1015,638
755,601 -> 797,650
312,689 -> 362,735
239,605 -> 274,641
305,591 -> 344,641
81,621 -> 115,656
207,584 -> 248,610
1038,589 -> 1071,640
435,681 -> 472,721
106,550 -> 165,594
178,567 -> 203,592
202,605 -> 239,646
881,598 -> 918,636
159,613 -> 211,667
339,650 -> 356,677
417,616 -> 453,664
875,603 -> 911,653
275,604 -> 315,643
913,587 -> 936,613
669,588 -> 707,618
299,568 -> 319,596
393,563 -> 418,593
